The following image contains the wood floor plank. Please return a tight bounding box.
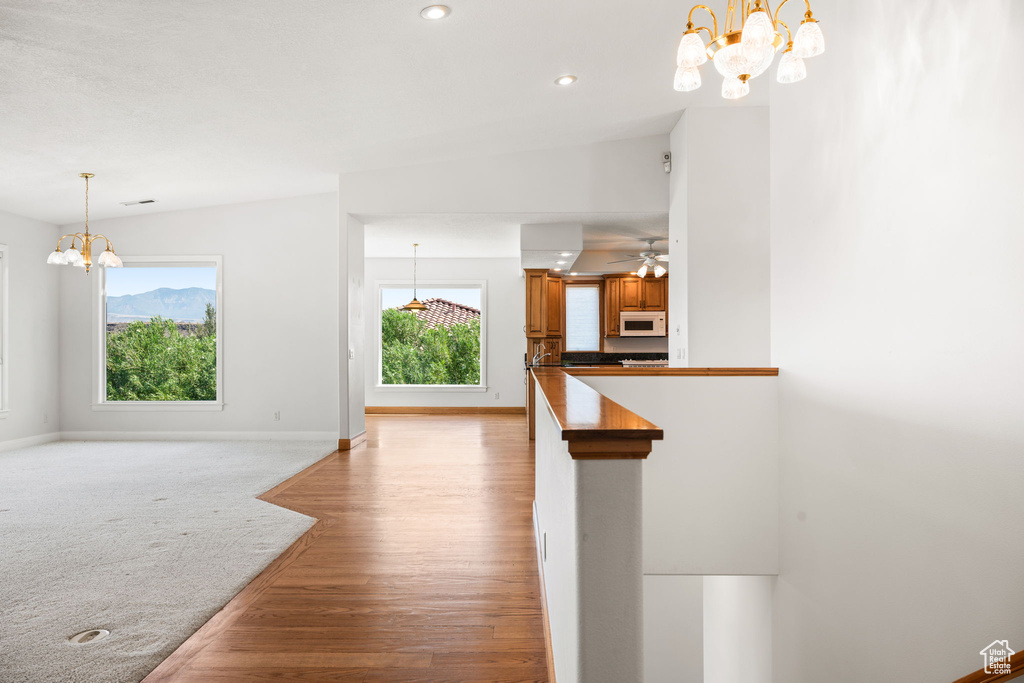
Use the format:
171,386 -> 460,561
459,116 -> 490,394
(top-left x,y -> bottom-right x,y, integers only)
144,414 -> 550,681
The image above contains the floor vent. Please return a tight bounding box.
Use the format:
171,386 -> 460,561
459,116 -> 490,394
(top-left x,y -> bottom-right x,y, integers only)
69,629 -> 110,645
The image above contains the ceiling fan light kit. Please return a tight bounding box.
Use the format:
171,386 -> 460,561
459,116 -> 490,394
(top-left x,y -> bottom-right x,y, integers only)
607,239 -> 670,277
674,0 -> 824,98
47,173 -> 122,275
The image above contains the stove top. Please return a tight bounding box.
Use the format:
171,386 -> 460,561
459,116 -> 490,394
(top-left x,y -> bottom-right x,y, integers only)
620,359 -> 670,367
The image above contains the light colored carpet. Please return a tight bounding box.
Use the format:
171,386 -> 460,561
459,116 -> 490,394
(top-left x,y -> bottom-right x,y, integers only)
0,439 -> 335,683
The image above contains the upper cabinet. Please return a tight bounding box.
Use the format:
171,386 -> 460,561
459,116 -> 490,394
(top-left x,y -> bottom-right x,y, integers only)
525,269 -> 563,338
603,274 -> 668,337
643,277 -> 667,310
621,277 -> 643,311
608,275 -> 667,311
604,278 -> 621,337
545,275 -> 563,337
525,270 -> 547,336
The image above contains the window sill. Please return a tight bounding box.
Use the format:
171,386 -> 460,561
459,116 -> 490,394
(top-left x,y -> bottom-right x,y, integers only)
92,402 -> 224,412
0,409 -> 9,420
375,385 -> 489,393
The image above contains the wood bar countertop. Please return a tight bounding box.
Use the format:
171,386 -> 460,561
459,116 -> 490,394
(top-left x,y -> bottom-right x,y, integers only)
531,367 -> 663,459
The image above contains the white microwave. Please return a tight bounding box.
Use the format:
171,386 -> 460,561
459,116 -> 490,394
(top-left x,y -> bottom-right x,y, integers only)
620,311 -> 666,336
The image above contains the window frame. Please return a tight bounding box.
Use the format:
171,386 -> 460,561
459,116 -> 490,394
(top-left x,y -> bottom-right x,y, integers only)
562,279 -> 605,353
375,279 -> 488,393
93,255 -> 224,411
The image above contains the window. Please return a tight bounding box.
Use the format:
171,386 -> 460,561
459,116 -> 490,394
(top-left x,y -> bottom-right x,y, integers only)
564,283 -> 602,351
96,256 -> 222,409
377,282 -> 486,390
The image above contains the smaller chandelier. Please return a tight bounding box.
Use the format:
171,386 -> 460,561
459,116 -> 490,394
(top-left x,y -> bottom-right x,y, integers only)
47,173 -> 122,274
401,243 -> 428,311
674,0 -> 824,99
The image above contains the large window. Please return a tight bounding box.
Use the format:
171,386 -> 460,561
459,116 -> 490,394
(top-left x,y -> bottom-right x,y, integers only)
564,283 -> 602,352
97,257 -> 222,408
377,282 -> 485,390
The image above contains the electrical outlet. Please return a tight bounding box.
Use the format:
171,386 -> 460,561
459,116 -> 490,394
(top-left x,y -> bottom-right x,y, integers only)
43,412 -> 49,424
494,392 -> 500,400
273,411 -> 281,422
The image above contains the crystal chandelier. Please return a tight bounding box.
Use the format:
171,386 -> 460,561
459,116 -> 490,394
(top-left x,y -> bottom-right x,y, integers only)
674,0 -> 824,99
46,173 -> 123,274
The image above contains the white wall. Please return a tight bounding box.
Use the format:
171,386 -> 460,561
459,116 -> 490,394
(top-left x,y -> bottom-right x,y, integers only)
668,107 -> 771,367
0,211 -> 61,448
578,375 -> 778,575
534,389 -> 580,683
668,116 -> 690,367
340,135 -> 669,215
533,381 -> 644,683
704,576 -> 773,683
364,257 -> 525,407
344,216 -> 365,438
602,337 -> 669,353
58,194 -> 340,438
770,1 -> 1024,681
645,575 -> 703,683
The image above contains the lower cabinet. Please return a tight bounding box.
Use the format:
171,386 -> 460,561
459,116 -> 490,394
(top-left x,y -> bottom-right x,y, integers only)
530,337 -> 561,366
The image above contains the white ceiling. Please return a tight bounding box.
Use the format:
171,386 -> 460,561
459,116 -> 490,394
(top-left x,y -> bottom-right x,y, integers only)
360,212 -> 669,258
0,0 -> 766,225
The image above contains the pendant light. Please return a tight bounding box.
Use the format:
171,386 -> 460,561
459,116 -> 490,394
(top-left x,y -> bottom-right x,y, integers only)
401,243 -> 428,311
46,173 -> 122,274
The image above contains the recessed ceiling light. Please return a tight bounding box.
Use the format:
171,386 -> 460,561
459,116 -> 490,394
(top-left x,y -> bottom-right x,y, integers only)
570,272 -> 579,275
553,268 -> 562,271
556,261 -> 567,265
560,252 -> 573,256
555,75 -> 577,86
420,5 -> 450,19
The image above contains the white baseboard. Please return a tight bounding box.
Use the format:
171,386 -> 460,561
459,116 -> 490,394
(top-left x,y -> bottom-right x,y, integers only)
59,431 -> 338,442
0,432 -> 62,452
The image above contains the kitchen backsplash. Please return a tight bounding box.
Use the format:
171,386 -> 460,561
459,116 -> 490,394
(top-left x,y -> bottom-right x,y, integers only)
561,352 -> 669,365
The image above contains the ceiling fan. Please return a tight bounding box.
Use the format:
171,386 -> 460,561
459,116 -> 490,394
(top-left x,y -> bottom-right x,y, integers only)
607,239 -> 669,277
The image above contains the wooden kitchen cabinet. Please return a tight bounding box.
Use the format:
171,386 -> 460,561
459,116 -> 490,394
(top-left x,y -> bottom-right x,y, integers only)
604,277 -> 621,337
643,277 -> 667,310
620,277 -> 643,311
529,337 -> 561,366
525,270 -> 547,336
525,269 -> 564,335
545,275 -> 563,337
603,274 -> 668,336
524,268 -> 563,370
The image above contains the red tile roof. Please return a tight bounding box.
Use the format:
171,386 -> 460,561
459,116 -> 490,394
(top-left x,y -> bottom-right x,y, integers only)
396,298 -> 481,329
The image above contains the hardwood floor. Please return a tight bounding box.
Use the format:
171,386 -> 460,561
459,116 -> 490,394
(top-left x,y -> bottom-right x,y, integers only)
144,415 -> 550,683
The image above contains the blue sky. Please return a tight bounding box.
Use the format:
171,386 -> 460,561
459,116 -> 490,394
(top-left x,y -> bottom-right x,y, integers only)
106,266 -> 216,297
380,287 -> 481,311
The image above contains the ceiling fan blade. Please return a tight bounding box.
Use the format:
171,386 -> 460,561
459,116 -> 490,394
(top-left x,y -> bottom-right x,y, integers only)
655,254 -> 669,262
607,258 -> 642,264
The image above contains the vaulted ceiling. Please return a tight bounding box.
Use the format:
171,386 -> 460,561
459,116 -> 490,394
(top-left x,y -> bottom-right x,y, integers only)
0,0 -> 765,224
